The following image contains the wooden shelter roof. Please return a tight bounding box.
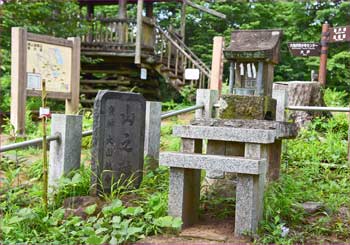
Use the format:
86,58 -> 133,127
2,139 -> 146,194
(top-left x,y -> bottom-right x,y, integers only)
224,29 -> 283,63
78,0 -> 182,5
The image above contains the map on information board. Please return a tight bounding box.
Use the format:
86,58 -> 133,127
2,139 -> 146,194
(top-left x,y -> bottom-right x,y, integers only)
26,41 -> 72,93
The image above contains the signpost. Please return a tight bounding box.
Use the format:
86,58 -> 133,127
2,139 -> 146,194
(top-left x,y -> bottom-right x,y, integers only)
329,26 -> 350,43
287,42 -> 321,57
10,27 -> 80,135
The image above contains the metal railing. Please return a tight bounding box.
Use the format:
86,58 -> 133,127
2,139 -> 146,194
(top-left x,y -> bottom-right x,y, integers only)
0,134 -> 60,153
0,103 -> 204,153
287,106 -> 350,112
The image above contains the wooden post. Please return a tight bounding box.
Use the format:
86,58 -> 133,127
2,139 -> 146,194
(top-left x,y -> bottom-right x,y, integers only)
66,37 -> 81,114
209,36 -> 224,95
41,79 -> 48,213
10,27 -> 27,135
318,23 -> 329,86
118,0 -> 127,44
135,0 -> 144,64
145,2 -> 153,18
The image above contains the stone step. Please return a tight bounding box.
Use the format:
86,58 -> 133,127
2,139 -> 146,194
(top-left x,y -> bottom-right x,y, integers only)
160,152 -> 266,175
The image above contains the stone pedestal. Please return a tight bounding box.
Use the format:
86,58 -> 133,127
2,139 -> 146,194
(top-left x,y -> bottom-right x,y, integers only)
161,119 -> 297,236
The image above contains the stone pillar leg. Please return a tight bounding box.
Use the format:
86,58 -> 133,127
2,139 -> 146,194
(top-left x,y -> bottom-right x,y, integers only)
195,89 -> 218,120
49,114 -> 83,188
206,140 -> 225,179
234,143 -> 267,236
144,101 -> 162,170
168,138 -> 202,227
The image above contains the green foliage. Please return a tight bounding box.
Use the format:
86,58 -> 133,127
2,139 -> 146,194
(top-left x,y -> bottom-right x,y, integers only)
258,95 -> 350,243
0,163 -> 180,244
323,88 -> 348,107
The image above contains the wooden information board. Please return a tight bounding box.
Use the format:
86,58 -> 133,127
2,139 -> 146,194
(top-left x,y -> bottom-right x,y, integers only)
10,27 -> 80,134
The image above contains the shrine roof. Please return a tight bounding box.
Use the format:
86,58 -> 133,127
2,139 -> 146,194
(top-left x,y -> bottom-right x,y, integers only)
224,29 -> 283,63
226,29 -> 283,52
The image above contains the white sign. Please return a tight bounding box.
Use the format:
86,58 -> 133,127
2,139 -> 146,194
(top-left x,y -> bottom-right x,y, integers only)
140,68 -> 147,80
27,72 -> 41,90
39,107 -> 51,118
184,68 -> 200,80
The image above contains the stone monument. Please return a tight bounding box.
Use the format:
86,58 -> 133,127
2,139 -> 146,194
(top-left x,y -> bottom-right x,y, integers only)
91,90 -> 146,194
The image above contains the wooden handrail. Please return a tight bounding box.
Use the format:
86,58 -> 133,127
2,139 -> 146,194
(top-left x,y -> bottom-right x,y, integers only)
155,24 -> 211,78
169,31 -> 210,75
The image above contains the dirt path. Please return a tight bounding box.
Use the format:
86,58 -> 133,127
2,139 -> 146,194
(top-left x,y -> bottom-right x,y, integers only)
140,218 -> 251,244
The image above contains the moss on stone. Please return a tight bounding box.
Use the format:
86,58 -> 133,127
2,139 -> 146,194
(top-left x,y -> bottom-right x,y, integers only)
219,95 -> 276,120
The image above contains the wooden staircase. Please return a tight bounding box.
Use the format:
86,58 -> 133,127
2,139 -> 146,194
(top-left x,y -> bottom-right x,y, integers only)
79,16 -> 211,105
154,24 -> 211,90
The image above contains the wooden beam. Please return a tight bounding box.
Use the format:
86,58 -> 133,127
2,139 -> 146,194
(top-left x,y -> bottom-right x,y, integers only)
135,0 -> 143,64
185,0 -> 226,20
10,27 -> 27,135
66,37 -> 81,114
210,36 -> 224,95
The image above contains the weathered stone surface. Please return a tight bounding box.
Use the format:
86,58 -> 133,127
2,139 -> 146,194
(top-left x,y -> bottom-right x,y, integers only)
301,201 -> 325,214
160,152 -> 266,175
168,167 -> 201,227
234,143 -> 267,236
195,89 -> 219,119
144,101 -> 162,169
206,140 -> 226,179
190,118 -> 298,139
168,139 -> 202,228
272,89 -> 288,122
49,114 -> 82,189
91,91 -> 146,195
174,125 -> 276,144
218,94 -> 276,120
273,81 -> 331,128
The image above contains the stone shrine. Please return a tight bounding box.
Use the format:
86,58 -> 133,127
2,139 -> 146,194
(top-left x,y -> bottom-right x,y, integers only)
160,29 -> 298,237
91,90 -> 146,194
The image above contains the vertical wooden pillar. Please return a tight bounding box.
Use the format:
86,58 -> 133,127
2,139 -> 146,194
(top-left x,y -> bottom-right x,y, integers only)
66,37 -> 81,114
262,63 -> 274,97
318,23 -> 329,86
145,3 -> 153,18
87,4 -> 94,43
10,27 -> 27,135
210,36 -> 225,95
118,0 -> 127,44
135,0 -> 144,64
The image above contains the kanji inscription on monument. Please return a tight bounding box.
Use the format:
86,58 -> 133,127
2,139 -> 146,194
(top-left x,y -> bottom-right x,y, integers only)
91,91 -> 146,194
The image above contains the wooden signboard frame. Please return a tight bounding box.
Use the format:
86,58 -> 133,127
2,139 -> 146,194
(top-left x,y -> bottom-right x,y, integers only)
10,27 -> 81,135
